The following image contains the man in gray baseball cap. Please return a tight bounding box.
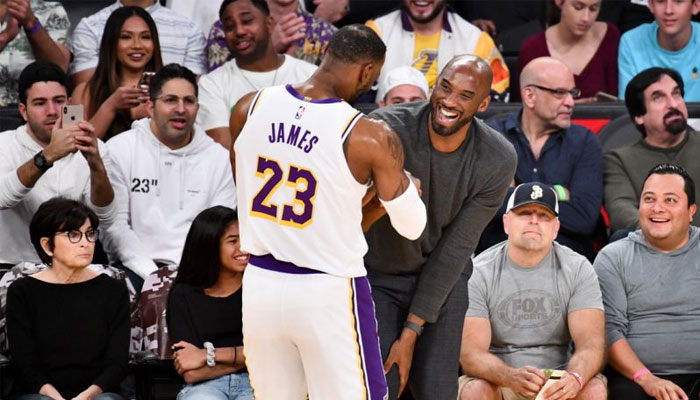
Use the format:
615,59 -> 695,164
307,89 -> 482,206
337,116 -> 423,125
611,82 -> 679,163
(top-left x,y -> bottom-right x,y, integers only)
459,181 -> 607,400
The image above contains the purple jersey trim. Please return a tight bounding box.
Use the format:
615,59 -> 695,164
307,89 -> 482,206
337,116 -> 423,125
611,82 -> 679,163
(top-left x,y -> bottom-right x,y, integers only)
249,254 -> 322,274
286,84 -> 343,104
352,276 -> 389,400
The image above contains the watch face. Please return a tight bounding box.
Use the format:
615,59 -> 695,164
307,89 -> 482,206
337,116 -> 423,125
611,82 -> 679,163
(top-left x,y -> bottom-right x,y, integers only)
34,152 -> 49,171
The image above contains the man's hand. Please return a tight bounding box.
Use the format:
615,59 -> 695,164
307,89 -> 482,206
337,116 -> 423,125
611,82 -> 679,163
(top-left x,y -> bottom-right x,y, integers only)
107,86 -> 148,111
383,328 -> 418,397
313,0 -> 348,23
6,0 -> 35,29
540,373 -> 580,400
74,121 -> 102,166
271,12 -> 306,54
0,15 -> 20,44
636,373 -> 689,400
172,341 -> 207,375
471,19 -> 496,35
44,119 -> 81,165
506,366 -> 547,398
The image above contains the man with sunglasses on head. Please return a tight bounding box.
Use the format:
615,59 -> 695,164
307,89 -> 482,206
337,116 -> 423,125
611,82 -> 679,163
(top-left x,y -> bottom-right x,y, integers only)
478,57 -> 603,261
102,63 -> 236,291
0,61 -> 115,273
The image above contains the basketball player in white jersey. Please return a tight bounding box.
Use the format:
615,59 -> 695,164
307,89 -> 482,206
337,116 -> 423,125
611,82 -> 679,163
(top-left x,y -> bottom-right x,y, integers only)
230,25 -> 427,400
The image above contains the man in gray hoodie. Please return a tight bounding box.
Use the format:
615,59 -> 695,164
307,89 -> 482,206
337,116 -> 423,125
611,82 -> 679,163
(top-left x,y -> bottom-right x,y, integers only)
594,163 -> 700,400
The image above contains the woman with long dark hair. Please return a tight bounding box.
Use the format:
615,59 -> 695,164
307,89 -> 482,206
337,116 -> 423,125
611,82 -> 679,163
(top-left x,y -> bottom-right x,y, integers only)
167,206 -> 252,400
72,7 -> 163,140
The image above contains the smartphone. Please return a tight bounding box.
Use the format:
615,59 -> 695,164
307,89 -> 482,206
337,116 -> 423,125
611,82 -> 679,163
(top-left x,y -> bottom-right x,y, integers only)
595,91 -> 619,103
62,104 -> 84,128
139,71 -> 156,88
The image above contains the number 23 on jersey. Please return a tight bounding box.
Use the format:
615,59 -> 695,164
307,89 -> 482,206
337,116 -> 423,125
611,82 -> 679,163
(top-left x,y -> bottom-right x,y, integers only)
250,155 -> 318,228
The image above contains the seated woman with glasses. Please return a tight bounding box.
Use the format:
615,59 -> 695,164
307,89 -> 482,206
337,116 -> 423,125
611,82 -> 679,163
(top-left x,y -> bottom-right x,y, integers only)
71,7 -> 163,140
513,0 -> 620,102
6,197 -> 130,400
167,206 -> 252,400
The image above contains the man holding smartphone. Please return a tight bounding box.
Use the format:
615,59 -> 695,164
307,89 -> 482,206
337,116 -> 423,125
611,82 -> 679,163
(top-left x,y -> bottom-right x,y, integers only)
0,61 -> 116,271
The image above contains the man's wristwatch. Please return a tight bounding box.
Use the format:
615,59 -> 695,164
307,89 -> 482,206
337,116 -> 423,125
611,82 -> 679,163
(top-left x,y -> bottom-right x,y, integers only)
33,151 -> 52,173
203,342 -> 215,367
403,320 -> 423,336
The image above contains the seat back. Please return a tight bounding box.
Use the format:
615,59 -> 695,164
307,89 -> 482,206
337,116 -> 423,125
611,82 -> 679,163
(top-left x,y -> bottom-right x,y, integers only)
135,266 -> 179,359
597,113 -> 642,151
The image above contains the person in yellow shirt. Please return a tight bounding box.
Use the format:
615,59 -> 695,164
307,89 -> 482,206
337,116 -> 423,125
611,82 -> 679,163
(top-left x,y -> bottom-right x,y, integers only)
366,0 -> 510,102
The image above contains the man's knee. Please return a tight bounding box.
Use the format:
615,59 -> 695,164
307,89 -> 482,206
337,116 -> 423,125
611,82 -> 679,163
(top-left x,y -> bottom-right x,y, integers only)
459,377 -> 501,400
577,376 -> 608,400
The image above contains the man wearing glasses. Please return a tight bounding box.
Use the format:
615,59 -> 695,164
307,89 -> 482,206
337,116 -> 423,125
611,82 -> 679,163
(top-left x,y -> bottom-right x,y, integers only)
478,57 -> 603,261
102,63 -> 236,291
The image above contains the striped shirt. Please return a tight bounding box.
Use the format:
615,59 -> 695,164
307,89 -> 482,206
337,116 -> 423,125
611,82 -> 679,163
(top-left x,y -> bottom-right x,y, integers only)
69,0 -> 207,75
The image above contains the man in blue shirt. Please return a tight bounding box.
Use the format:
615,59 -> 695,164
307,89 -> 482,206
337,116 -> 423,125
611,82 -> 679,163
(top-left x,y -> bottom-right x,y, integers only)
479,57 -> 602,260
618,0 -> 700,99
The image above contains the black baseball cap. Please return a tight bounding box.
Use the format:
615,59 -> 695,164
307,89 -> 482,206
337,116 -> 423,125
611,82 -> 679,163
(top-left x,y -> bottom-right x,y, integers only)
506,182 -> 559,216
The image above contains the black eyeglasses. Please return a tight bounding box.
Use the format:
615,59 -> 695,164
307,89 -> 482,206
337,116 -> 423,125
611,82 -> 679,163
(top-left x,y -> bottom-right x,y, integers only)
56,229 -> 99,243
528,84 -> 581,99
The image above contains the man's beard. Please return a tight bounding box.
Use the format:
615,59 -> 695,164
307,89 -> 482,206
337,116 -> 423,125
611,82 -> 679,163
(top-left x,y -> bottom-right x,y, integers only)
664,109 -> 687,135
406,0 -> 446,24
430,112 -> 470,137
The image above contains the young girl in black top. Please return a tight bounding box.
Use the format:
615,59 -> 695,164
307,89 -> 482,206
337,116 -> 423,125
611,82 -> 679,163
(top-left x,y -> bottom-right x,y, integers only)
166,206 -> 252,400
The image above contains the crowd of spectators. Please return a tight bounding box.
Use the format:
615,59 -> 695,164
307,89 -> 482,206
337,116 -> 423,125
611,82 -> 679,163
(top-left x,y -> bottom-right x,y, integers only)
1,0 -> 700,399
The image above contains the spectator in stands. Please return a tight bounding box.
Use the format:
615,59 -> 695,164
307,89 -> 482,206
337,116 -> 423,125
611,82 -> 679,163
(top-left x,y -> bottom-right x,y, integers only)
459,182 -> 606,400
452,0 -> 547,36
618,0 -> 700,99
197,0 -> 316,147
306,0 -> 349,24
206,0 -> 336,72
166,0 -> 223,38
363,55 -> 517,400
0,0 -> 70,106
6,197 -> 129,400
167,206 -> 251,399
480,57 -> 602,260
72,7 -> 162,141
0,61 -> 115,271
365,0 -> 510,101
604,67 -> 700,237
376,65 -> 429,107
595,163 -> 700,399
102,64 -> 236,291
514,0 -> 620,102
69,0 -> 206,85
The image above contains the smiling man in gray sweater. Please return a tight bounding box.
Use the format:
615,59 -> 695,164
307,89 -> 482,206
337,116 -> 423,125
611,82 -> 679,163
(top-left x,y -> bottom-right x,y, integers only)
594,163 -> 700,400
363,55 -> 517,400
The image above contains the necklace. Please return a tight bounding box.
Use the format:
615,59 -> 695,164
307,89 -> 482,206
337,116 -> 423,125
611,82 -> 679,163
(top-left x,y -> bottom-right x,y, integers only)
239,62 -> 281,91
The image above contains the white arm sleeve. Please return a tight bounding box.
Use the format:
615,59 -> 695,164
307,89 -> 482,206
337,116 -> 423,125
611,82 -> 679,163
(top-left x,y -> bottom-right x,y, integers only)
379,176 -> 427,240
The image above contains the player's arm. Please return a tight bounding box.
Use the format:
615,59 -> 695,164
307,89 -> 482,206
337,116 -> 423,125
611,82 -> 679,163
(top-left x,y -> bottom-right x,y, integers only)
461,317 -> 546,397
228,91 -> 256,178
347,117 -> 426,240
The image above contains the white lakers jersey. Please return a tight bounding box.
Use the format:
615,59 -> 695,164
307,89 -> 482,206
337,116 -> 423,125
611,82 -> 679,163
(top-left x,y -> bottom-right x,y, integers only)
234,85 -> 369,277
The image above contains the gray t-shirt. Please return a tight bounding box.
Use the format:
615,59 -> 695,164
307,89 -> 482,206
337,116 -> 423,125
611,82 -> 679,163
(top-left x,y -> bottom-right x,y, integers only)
467,242 -> 603,369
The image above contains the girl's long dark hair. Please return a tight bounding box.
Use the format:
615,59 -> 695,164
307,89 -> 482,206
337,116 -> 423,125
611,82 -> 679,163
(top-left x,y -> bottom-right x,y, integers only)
171,206 -> 238,290
87,7 -> 162,139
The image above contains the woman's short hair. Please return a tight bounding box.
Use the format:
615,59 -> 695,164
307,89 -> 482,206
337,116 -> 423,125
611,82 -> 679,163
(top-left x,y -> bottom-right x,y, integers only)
29,197 -> 99,265
172,206 -> 238,289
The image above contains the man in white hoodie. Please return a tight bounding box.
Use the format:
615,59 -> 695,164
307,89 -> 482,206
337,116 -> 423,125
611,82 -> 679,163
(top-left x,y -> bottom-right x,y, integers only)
0,61 -> 115,271
103,63 -> 236,290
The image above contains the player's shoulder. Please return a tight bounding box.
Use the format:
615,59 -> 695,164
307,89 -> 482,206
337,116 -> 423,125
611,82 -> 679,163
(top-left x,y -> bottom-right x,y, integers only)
367,101 -> 430,138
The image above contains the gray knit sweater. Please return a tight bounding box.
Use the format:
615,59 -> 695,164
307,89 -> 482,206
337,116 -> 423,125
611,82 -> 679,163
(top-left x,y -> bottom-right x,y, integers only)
364,101 -> 517,323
